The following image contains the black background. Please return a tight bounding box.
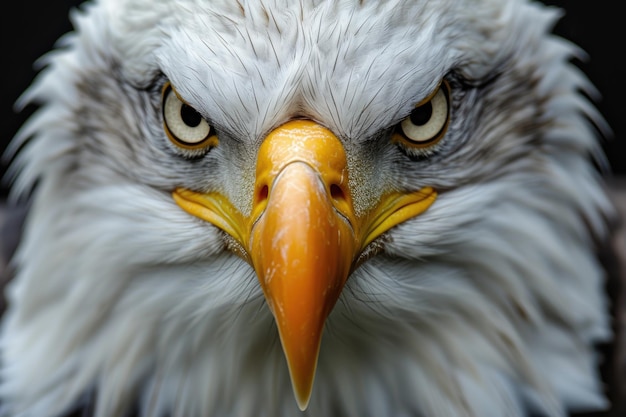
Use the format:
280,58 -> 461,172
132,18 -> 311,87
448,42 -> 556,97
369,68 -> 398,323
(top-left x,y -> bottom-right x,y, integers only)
1,0 -> 624,198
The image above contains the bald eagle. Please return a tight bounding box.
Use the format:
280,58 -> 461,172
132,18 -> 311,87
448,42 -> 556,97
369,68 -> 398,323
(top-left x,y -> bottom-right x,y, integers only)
0,0 -> 624,416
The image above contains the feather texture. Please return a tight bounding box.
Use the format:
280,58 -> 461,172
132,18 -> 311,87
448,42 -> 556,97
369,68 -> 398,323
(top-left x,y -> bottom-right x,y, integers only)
0,0 -> 619,416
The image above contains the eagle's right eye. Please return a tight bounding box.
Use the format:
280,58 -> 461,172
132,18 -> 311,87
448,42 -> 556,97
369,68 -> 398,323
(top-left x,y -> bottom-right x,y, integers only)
162,82 -> 218,151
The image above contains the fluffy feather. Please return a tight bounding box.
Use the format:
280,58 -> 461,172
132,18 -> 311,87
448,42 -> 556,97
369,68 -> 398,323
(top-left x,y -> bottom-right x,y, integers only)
0,0 -> 618,416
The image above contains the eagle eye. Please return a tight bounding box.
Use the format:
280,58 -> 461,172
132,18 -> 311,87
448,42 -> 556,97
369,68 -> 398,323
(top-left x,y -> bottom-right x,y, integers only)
394,80 -> 450,151
161,82 -> 217,151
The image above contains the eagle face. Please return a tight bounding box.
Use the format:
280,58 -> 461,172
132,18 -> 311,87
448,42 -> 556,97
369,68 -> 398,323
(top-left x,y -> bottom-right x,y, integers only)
0,0 -> 616,416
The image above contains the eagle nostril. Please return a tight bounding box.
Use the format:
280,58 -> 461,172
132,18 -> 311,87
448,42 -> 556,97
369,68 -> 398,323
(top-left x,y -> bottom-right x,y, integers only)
330,184 -> 345,202
257,184 -> 269,204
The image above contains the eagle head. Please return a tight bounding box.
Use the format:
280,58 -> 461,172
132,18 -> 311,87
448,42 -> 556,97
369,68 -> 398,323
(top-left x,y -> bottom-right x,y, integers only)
0,1 -> 619,416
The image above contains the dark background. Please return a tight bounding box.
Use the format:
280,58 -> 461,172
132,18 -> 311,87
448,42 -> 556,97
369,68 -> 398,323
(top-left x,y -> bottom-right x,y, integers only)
1,0 -> 624,198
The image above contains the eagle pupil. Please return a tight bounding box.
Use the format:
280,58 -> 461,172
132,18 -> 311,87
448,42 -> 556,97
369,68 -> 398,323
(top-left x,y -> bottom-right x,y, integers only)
410,103 -> 432,126
180,104 -> 202,127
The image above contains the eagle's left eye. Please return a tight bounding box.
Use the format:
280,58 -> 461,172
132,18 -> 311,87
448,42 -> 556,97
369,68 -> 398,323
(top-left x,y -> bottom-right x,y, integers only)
162,82 -> 217,151
394,80 -> 450,151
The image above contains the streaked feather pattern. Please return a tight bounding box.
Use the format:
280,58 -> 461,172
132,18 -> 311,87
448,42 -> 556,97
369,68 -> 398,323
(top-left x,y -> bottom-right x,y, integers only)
0,0 -> 620,416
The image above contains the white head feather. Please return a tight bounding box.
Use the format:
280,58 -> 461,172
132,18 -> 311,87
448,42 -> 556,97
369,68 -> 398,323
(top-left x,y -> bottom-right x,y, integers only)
0,0 -> 617,416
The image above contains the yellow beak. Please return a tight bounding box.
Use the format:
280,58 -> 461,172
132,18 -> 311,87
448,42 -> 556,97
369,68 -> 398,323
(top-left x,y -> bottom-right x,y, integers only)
172,120 -> 436,409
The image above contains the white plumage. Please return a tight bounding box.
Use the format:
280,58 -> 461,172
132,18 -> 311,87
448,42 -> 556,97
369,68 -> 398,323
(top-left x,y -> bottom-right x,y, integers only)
0,0 -> 620,416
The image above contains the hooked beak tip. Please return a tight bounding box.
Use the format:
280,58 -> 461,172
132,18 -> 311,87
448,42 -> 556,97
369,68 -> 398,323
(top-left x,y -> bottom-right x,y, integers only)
295,383 -> 313,411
